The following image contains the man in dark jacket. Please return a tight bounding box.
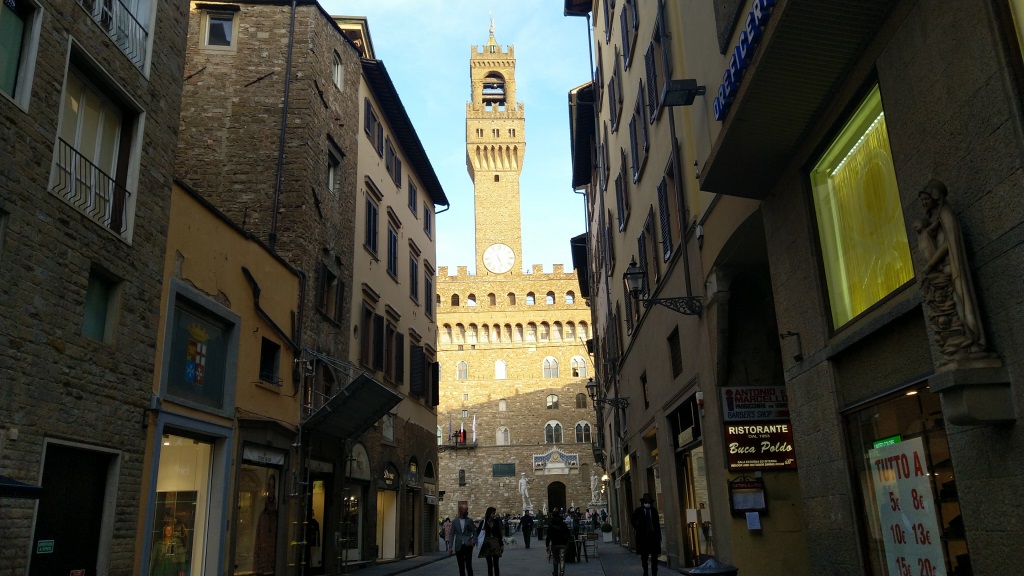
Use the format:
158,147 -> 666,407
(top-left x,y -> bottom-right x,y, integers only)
520,511 -> 535,549
631,493 -> 661,576
544,509 -> 572,576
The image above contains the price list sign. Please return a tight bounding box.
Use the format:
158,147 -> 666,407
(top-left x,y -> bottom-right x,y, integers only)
868,437 -> 945,576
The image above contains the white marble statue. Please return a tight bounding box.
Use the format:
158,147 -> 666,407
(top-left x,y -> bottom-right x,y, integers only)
590,472 -> 601,503
518,473 -> 531,508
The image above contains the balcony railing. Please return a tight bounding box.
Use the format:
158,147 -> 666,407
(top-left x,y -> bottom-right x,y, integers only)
438,436 -> 478,452
52,138 -> 130,236
77,0 -> 148,70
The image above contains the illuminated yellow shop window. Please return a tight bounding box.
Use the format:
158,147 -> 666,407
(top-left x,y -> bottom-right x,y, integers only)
810,85 -> 912,328
1010,0 -> 1024,56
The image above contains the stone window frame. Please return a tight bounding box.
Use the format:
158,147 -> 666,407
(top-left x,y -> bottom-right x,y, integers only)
546,394 -> 559,409
574,421 -> 593,443
456,360 -> 468,380
331,50 -> 344,90
570,356 -> 587,378
495,360 -> 507,380
0,0 -> 42,110
543,357 -> 559,379
496,427 -> 511,446
498,398 -> 508,411
200,8 -> 240,53
544,421 -> 563,444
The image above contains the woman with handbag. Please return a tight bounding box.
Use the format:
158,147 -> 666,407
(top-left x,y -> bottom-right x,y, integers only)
477,506 -> 504,576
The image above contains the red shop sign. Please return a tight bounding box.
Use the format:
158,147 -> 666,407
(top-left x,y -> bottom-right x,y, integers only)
725,421 -> 797,471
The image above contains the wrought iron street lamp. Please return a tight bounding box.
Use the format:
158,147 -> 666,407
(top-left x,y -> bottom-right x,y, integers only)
586,378 -> 629,410
623,258 -> 703,316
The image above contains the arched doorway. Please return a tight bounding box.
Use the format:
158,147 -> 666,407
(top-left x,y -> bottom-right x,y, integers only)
547,481 -> 566,512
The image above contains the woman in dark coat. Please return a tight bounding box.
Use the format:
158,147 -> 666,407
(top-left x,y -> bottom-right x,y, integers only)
478,506 -> 504,576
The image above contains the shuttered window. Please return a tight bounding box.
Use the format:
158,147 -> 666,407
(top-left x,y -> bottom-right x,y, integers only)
410,345 -> 425,397
657,178 -> 673,261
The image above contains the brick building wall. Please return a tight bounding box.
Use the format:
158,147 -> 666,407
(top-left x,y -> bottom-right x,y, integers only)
0,0 -> 189,571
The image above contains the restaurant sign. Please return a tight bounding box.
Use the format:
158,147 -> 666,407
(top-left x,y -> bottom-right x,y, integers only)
725,422 -> 797,470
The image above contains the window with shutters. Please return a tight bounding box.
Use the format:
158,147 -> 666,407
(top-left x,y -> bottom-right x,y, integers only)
629,82 -> 648,182
409,254 -> 419,303
609,47 -> 623,132
668,327 -> 683,378
595,49 -> 604,114
657,157 -> 681,262
645,43 -> 659,123
387,225 -> 398,279
364,197 -> 379,255
620,0 -> 638,68
645,8 -> 670,123
360,304 -> 385,372
605,211 -> 616,268
383,322 -> 405,385
624,288 -> 635,332
602,0 -> 612,43
616,150 -> 630,230
637,209 -> 659,296
410,344 -> 426,398
424,269 -> 434,318
598,131 -> 608,193
363,98 -> 384,156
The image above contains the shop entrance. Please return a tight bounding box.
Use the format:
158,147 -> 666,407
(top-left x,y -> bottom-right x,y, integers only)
376,489 -> 398,560
547,481 -> 566,511
677,445 -> 712,566
30,444 -> 113,576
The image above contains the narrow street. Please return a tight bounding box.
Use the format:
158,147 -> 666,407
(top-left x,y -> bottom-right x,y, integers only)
349,531 -> 647,576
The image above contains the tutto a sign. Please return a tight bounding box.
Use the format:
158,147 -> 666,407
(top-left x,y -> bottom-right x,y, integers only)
713,0 -> 777,121
722,386 -> 789,421
868,437 -> 946,576
725,422 -> 797,470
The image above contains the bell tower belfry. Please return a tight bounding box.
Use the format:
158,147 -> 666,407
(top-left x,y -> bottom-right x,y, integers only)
467,20 -> 525,275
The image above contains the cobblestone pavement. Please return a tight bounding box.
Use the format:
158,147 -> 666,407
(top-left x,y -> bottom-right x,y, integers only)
345,532 -> 650,576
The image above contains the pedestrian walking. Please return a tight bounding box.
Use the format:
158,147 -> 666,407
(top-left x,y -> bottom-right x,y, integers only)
545,509 -> 572,576
631,493 -> 662,576
478,506 -> 504,576
520,511 -> 535,549
449,503 -> 477,576
443,517 -> 453,552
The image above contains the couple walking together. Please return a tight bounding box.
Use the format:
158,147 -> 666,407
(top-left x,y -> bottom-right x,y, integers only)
449,503 -> 504,576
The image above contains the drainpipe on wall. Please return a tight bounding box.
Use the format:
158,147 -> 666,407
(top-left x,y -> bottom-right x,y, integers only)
269,0 -> 298,251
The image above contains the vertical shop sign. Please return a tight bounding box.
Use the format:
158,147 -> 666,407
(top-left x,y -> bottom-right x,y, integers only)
868,437 -> 945,576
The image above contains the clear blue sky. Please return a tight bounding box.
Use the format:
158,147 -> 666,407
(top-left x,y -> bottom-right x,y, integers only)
322,0 -> 593,274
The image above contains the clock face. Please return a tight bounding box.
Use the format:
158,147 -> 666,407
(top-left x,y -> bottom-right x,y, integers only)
483,243 -> 515,273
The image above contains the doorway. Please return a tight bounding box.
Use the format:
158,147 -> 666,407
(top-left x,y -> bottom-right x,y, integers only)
547,481 -> 566,512
376,489 -> 398,560
30,444 -> 115,576
678,445 -> 712,565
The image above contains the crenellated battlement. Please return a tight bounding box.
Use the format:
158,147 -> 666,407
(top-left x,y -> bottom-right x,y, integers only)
472,45 -> 514,57
437,263 -> 578,282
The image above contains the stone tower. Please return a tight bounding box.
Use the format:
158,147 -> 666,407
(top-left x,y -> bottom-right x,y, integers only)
436,23 -> 598,520
467,20 -> 526,275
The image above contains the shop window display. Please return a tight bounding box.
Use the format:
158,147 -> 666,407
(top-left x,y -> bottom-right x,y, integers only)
150,434 -> 213,576
845,385 -> 969,576
233,464 -> 281,575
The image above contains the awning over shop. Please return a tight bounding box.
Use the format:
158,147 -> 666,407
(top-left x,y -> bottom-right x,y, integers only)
699,0 -> 898,198
0,474 -> 42,499
570,233 -> 590,298
304,373 -> 403,440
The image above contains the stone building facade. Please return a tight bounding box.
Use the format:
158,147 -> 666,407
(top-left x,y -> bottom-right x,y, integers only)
174,3 -> 446,571
567,0 -> 1024,575
0,0 -> 188,571
436,27 -> 600,521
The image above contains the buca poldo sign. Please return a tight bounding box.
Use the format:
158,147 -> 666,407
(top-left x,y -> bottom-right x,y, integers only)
725,422 -> 797,471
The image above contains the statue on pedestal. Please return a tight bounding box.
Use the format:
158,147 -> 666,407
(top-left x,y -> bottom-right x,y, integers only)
518,473 -> 531,509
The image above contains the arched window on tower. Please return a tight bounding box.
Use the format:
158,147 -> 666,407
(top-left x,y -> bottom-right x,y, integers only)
508,293 -> 516,305
575,422 -> 592,443
468,324 -> 478,343
579,321 -> 589,339
504,324 -> 513,342
575,393 -> 588,409
546,291 -> 555,305
457,361 -> 469,380
496,426 -> 511,446
467,294 -> 477,306
571,356 -> 587,378
515,324 -> 524,342
482,72 -> 506,106
565,322 -> 576,342
566,291 -> 575,304
488,293 -> 496,306
526,322 -> 537,342
546,394 -> 559,409
442,324 -> 453,344
456,324 -> 466,343
451,294 -> 460,307
543,358 -> 559,379
498,398 -> 507,412
495,360 -> 507,379
545,421 -> 563,444
526,292 -> 536,305
539,322 -> 550,342
480,324 -> 489,343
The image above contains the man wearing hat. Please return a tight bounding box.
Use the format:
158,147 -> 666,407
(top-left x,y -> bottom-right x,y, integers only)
631,493 -> 661,576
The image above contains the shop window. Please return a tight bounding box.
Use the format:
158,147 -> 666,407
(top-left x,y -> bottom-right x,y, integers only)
810,85 -> 912,328
150,434 -> 217,576
845,385 -> 968,576
232,449 -> 283,575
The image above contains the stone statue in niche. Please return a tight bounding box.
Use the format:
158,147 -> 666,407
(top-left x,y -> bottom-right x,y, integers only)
915,179 -> 996,366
